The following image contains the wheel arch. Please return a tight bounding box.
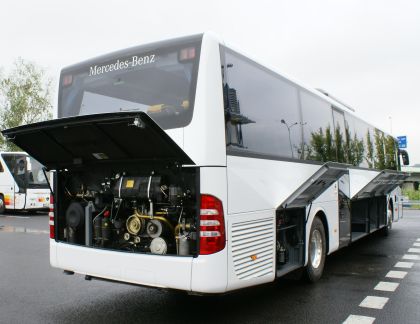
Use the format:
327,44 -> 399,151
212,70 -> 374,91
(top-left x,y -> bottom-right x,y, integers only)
314,210 -> 329,254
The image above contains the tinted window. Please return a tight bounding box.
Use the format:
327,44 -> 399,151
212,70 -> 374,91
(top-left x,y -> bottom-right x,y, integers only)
222,47 -> 301,159
384,135 -> 398,170
343,113 -> 366,167
300,91 -> 334,162
59,35 -> 202,130
373,129 -> 397,170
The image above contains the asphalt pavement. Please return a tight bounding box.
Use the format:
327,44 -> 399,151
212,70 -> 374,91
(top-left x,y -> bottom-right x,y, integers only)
1,210 -> 420,324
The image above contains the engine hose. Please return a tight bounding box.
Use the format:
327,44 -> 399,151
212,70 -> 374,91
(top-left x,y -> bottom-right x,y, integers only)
133,209 -> 175,233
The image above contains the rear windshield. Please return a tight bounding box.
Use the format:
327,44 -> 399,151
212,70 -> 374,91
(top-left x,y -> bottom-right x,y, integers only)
58,35 -> 202,129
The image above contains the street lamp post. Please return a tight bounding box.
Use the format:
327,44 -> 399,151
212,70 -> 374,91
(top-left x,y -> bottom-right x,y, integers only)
281,119 -> 298,158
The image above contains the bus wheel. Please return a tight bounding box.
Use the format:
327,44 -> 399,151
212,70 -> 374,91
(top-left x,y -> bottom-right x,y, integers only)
0,195 -> 5,214
382,202 -> 393,236
304,217 -> 326,282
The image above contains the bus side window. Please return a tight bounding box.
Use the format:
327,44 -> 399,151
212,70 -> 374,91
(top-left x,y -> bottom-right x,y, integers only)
221,46 -> 301,159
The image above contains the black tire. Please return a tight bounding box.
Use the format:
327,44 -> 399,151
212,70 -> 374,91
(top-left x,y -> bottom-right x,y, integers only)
0,195 -> 5,214
304,217 -> 326,283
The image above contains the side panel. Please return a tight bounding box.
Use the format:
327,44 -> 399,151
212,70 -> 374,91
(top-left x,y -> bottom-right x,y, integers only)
227,156 -> 321,214
25,189 -> 50,210
348,168 -> 380,199
226,156 -> 321,287
226,210 -> 276,291
191,167 -> 228,293
183,34 -> 226,167
305,181 -> 340,265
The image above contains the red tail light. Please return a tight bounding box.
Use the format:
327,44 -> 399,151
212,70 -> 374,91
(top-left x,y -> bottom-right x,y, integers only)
199,194 -> 226,255
49,194 -> 55,239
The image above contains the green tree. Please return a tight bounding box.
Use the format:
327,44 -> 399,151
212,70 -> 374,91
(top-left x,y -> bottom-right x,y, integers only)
325,126 -> 335,161
0,58 -> 53,151
352,133 -> 364,166
366,130 -> 374,168
384,135 -> 397,170
334,124 -> 345,163
374,129 -> 386,170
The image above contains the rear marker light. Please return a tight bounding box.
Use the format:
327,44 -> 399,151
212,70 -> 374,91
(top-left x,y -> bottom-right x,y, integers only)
179,47 -> 196,61
49,195 -> 55,239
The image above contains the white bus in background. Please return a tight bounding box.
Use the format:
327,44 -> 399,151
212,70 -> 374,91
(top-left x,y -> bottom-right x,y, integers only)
0,152 -> 51,214
2,33 -> 409,293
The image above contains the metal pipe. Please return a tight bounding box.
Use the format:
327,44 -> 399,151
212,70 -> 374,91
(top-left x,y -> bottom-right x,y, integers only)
133,209 -> 174,233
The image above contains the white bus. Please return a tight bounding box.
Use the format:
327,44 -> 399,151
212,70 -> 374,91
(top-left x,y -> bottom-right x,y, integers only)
2,33 -> 409,293
0,152 -> 51,213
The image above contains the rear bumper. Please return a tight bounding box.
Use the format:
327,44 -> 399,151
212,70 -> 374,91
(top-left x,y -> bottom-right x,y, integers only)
50,240 -> 228,293
50,240 -> 193,291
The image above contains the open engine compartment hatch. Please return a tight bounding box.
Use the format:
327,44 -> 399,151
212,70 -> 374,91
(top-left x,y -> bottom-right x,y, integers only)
1,112 -> 194,170
352,170 -> 409,200
279,162 -> 348,209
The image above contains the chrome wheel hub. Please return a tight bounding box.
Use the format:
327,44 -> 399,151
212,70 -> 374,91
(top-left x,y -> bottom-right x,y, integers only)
310,229 -> 323,269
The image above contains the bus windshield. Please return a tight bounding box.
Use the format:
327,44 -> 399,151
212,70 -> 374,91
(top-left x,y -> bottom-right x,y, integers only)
58,35 -> 202,130
2,154 -> 48,189
26,157 -> 48,188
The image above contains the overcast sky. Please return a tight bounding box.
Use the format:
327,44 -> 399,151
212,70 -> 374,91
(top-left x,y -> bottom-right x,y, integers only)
1,0 -> 419,163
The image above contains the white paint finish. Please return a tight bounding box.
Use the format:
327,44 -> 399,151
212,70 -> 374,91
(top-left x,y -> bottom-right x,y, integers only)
385,270 -> 407,279
413,242 -> 420,247
394,262 -> 414,269
359,296 -> 389,309
53,241 -> 193,291
226,210 -> 276,291
408,248 -> 420,253
348,168 -> 380,199
191,250 -> 228,293
374,281 -> 399,292
342,314 -> 376,324
403,254 -> 420,260
164,128 -> 183,152
227,155 -> 320,214
199,167 -> 228,209
191,166 -> 229,293
183,33 -> 226,167
305,183 -> 340,262
417,238 -> 420,242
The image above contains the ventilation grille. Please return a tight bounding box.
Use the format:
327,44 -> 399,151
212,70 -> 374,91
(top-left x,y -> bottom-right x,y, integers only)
231,218 -> 275,280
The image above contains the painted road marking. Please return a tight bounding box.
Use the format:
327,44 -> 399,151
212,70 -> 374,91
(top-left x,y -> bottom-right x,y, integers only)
359,296 -> 389,309
408,248 -> 420,253
374,281 -> 399,292
395,261 -> 414,269
385,270 -> 407,279
402,254 -> 420,260
342,314 -> 375,324
5,215 -> 30,219
413,243 -> 420,247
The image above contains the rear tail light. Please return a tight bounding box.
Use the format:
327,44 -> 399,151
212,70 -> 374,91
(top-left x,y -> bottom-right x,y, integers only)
199,194 -> 226,255
49,194 -> 55,239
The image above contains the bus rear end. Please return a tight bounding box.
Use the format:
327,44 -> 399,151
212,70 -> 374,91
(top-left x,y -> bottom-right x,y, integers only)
2,34 -> 230,293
